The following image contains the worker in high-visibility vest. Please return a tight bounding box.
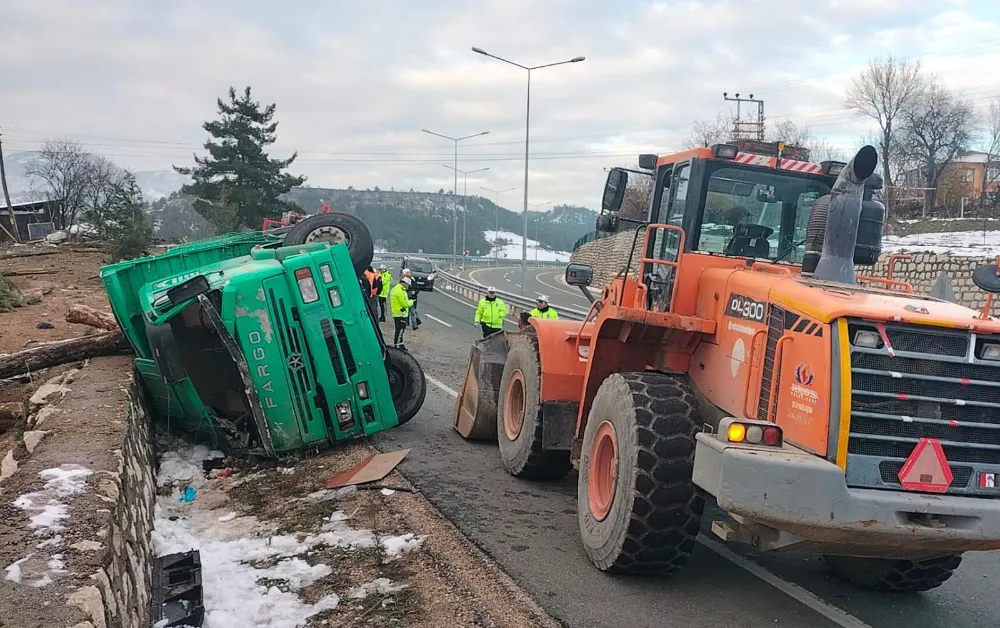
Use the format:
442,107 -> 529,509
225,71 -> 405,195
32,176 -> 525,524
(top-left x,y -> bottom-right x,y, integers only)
530,295 -> 559,320
378,264 -> 392,322
474,286 -> 507,338
391,277 -> 414,349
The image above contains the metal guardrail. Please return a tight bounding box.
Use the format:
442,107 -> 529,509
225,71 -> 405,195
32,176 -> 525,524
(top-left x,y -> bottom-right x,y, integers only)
434,268 -> 590,322
373,252 -> 567,268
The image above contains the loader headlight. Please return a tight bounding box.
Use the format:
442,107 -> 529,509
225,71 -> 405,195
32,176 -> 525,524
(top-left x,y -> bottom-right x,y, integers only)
979,342 -> 1000,362
853,329 -> 882,349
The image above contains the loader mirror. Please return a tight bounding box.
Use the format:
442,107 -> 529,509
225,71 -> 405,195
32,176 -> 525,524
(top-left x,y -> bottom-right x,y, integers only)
638,154 -> 658,170
602,168 -> 628,212
973,263 -> 1000,294
565,263 -> 593,287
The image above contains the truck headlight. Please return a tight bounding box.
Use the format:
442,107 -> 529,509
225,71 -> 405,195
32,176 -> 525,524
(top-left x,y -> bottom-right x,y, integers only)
426,273 -> 436,281
853,329 -> 882,349
294,268 -> 320,303
320,264 -> 333,283
980,343 -> 1000,361
336,402 -> 353,421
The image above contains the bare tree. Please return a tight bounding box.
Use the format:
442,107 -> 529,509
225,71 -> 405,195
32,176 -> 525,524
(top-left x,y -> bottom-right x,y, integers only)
619,173 -> 653,222
899,79 -> 975,214
768,119 -> 812,146
804,138 -> 846,163
845,55 -> 925,209
980,97 -> 1000,198
684,113 -> 732,148
24,140 -> 99,229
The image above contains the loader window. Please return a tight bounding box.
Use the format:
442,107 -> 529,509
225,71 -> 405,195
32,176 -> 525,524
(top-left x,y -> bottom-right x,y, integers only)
698,166 -> 831,263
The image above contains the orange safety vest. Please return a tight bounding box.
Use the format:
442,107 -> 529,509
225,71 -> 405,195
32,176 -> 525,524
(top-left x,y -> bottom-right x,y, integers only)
363,269 -> 378,297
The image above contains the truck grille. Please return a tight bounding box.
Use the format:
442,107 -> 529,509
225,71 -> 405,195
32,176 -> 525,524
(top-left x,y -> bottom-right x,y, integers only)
845,321 -> 1000,497
267,291 -> 319,437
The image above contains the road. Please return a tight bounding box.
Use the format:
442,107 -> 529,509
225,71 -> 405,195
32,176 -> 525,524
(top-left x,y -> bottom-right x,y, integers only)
459,265 -> 593,312
373,266 -> 1000,628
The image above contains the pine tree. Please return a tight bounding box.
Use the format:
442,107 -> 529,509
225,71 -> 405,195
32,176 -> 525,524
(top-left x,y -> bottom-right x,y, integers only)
175,86 -> 305,230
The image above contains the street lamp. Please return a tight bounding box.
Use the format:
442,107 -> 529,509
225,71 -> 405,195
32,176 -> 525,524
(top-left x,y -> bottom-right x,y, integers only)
443,165 -> 490,266
421,128 -> 490,268
481,185 -> 517,264
530,201 -> 552,263
471,46 -> 585,294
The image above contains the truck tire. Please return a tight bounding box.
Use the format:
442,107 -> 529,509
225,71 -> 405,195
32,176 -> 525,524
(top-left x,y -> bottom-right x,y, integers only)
578,372 -> 704,575
282,212 -> 375,276
496,335 -> 572,480
824,554 -> 962,592
385,346 -> 426,426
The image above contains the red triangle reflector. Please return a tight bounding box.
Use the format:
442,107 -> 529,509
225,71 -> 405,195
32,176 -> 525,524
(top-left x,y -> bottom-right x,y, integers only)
898,438 -> 953,493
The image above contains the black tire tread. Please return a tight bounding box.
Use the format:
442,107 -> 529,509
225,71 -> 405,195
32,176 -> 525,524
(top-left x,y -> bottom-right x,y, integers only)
580,372 -> 704,576
384,346 -> 426,426
282,212 -> 375,275
825,554 -> 962,592
497,335 -> 572,480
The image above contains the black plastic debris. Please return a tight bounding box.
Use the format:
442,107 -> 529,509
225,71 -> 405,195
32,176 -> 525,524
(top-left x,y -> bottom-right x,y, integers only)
202,457 -> 228,472
151,550 -> 205,627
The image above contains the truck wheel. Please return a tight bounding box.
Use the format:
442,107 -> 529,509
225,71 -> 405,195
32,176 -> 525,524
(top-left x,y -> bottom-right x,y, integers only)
283,212 -> 375,275
496,335 -> 572,480
578,372 -> 704,575
824,554 -> 963,592
385,346 -> 426,425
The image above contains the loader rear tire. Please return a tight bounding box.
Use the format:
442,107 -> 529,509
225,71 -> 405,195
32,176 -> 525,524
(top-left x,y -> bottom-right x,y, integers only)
824,554 -> 962,592
496,335 -> 572,480
385,346 -> 425,426
578,372 -> 704,575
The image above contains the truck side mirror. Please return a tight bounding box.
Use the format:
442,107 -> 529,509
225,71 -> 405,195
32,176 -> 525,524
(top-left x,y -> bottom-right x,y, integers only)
565,263 -> 594,287
602,168 -> 628,213
596,214 -> 619,233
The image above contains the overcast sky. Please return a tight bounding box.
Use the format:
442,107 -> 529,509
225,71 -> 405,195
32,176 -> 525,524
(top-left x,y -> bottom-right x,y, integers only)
3,0 -> 1000,209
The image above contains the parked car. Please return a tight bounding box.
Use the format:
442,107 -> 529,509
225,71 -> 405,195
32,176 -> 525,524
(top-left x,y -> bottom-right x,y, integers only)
401,256 -> 435,291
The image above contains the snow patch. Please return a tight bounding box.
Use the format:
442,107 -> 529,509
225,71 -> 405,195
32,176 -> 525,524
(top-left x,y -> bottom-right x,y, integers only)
483,230 -> 571,263
4,556 -> 30,583
883,230 -> 1000,257
347,577 -> 405,600
381,533 -> 425,558
12,464 -> 92,535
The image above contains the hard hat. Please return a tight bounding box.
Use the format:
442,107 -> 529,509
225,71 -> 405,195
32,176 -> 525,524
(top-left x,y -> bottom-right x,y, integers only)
378,264 -> 387,270
537,295 -> 549,302
486,286 -> 497,292
402,277 -> 412,285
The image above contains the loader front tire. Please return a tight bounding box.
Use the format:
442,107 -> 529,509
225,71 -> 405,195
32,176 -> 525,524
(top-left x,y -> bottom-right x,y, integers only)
496,335 -> 572,480
578,372 -> 704,575
824,554 -> 962,592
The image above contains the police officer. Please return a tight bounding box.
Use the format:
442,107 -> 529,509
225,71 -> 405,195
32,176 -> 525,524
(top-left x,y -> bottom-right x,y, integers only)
402,269 -> 422,330
530,295 -> 559,320
377,264 -> 392,322
391,277 -> 414,349
474,286 -> 507,338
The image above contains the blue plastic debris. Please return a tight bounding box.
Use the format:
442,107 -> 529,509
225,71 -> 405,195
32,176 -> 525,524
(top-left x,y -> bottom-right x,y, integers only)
178,486 -> 197,503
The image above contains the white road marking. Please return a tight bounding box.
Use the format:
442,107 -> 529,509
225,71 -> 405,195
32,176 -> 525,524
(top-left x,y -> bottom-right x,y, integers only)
514,283 -> 521,288
425,314 -> 453,327
427,375 -> 460,398
506,278 -> 512,282
699,537 -> 872,628
535,270 -> 583,298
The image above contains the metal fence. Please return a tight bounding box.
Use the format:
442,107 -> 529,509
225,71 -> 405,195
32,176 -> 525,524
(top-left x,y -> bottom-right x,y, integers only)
373,252 -> 567,268
433,268 -> 589,322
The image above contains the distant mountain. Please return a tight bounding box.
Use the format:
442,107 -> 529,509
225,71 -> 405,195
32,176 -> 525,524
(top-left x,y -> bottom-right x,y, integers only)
283,187 -> 596,254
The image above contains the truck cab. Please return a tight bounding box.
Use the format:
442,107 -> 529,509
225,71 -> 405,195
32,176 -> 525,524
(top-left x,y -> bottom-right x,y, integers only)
102,221 -> 424,457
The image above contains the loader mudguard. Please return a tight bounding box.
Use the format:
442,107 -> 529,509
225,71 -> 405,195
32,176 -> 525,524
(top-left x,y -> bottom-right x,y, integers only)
454,332 -> 509,440
527,318 -> 590,405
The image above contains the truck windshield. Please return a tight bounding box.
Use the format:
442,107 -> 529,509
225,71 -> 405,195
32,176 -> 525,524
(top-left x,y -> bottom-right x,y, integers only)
408,260 -> 433,273
698,165 -> 831,263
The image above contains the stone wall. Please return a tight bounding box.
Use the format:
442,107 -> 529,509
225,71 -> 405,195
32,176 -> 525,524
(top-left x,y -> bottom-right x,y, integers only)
572,234 -> 996,312
0,357 -> 156,628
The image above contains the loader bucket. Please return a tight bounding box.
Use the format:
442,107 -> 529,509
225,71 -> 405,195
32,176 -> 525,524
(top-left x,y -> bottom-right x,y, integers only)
453,332 -> 508,440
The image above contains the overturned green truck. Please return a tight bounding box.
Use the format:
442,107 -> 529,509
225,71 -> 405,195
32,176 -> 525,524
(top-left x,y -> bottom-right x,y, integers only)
100,213 -> 425,457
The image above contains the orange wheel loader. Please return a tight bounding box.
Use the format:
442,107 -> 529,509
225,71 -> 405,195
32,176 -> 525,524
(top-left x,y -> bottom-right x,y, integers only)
454,141 -> 1000,591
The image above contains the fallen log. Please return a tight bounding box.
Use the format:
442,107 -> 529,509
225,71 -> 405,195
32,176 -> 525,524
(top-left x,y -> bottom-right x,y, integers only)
0,331 -> 130,380
0,268 -> 55,277
66,304 -> 118,331
0,249 -> 58,261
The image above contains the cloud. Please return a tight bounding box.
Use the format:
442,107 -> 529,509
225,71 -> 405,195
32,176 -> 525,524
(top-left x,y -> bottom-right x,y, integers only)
2,0 -> 999,209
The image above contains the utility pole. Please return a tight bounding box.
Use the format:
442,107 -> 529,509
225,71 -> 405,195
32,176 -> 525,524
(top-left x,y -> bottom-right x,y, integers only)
0,127 -> 21,243
723,92 -> 765,141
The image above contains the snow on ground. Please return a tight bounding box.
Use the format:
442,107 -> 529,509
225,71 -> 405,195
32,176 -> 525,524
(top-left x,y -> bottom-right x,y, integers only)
483,230 -> 572,263
152,449 -> 424,628
882,230 -> 1000,257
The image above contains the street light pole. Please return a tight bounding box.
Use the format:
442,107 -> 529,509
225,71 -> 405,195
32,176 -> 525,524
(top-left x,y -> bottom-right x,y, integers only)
472,47 -> 585,294
530,201 -> 551,263
421,128 -> 489,268
481,185 -> 516,265
443,165 -> 489,267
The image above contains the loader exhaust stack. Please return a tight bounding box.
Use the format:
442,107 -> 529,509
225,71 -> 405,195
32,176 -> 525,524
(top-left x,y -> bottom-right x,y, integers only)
809,145 -> 878,284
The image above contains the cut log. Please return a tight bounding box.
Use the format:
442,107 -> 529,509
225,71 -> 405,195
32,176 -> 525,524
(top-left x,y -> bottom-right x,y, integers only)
0,331 -> 130,380
0,249 -> 58,261
66,304 -> 118,331
0,268 -> 55,277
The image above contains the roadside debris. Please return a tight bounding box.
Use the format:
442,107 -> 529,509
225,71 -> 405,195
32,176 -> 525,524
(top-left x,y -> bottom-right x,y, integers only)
325,448 -> 409,488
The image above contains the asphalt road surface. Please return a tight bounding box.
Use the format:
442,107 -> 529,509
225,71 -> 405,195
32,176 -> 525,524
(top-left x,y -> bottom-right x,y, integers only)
373,267 -> 1000,628
460,265 -> 593,312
